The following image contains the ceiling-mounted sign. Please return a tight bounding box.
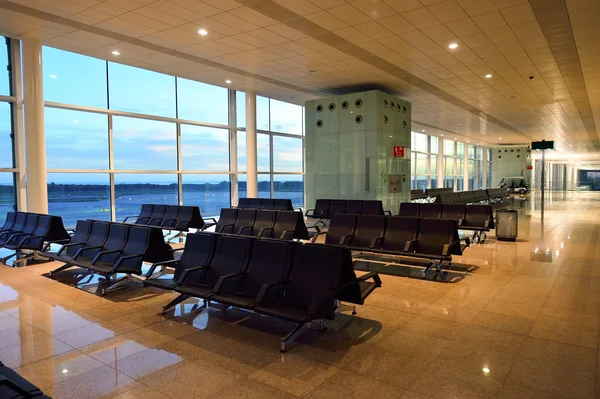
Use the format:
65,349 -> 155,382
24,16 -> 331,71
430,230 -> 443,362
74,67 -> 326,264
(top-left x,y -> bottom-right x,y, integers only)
393,146 -> 405,157
531,140 -> 555,150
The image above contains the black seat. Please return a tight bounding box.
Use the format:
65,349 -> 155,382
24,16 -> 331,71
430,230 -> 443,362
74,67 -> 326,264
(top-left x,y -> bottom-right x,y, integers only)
0,362 -> 49,398
270,211 -> 309,240
210,239 -> 296,310
49,221 -> 110,276
237,198 -> 251,209
249,198 -> 262,209
313,213 -> 356,246
361,200 -> 387,215
69,223 -> 129,268
399,203 -> 420,217
240,210 -> 276,237
133,204 -> 154,224
0,212 -> 16,233
232,209 -> 256,234
0,212 -> 26,239
419,203 -> 442,218
379,216 -> 419,253
328,200 -> 346,217
273,199 -> 293,211
2,215 -> 50,251
348,215 -> 386,250
164,206 -> 192,231
441,204 -> 466,225
261,199 -> 275,210
171,235 -> 253,306
147,205 -> 167,226
145,232 -> 218,291
159,205 -> 180,228
40,220 -> 93,261
1,214 -> 38,246
462,205 -> 493,230
343,200 -> 363,215
305,199 -> 331,219
215,208 -> 238,233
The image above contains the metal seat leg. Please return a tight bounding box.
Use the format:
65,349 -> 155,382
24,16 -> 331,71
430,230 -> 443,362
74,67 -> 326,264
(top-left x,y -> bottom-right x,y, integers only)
162,294 -> 190,314
280,322 -> 309,353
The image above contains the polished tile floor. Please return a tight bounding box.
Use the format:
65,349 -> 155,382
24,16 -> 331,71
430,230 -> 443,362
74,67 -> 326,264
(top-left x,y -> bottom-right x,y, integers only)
1,192 -> 599,398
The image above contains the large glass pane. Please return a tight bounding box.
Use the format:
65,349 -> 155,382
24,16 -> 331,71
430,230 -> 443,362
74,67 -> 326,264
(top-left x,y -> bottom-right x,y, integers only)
444,156 -> 454,175
273,174 -> 303,209
413,133 -> 428,153
415,153 -> 427,175
0,38 -> 9,95
0,173 -> 15,227
177,78 -> 228,124
182,174 -> 230,218
468,144 -> 475,159
181,125 -> 229,171
414,176 -> 427,190
237,131 -> 270,172
45,108 -> 108,169
0,102 -> 13,168
43,47 -> 107,108
273,136 -> 302,172
270,99 -> 302,135
430,136 -> 439,154
444,139 -> 455,156
430,156 -> 437,176
476,146 -> 484,160
468,159 -> 475,190
237,174 -> 271,200
257,96 -> 270,131
457,142 -> 465,157
108,63 -> 175,117
113,117 -> 176,170
114,174 -> 178,222
47,173 -> 110,228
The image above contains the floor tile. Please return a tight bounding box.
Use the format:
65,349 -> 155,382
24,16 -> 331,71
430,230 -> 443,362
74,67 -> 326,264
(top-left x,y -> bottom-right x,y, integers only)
305,369 -> 405,398
529,308 -> 599,348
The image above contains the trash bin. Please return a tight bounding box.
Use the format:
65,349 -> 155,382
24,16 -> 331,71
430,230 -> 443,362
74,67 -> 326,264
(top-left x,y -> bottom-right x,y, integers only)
496,209 -> 518,241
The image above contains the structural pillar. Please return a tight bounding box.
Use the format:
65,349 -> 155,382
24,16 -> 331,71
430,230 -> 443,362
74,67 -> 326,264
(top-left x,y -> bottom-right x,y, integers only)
437,137 -> 444,188
22,38 -> 48,213
245,91 -> 258,198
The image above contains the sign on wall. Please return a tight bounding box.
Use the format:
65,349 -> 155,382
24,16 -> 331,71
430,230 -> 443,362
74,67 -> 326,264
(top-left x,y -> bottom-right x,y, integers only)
393,146 -> 405,157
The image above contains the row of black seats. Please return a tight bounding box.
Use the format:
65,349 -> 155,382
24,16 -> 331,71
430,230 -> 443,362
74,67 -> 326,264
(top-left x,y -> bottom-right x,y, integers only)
0,212 -> 70,265
144,232 -> 381,352
124,204 -> 210,231
437,189 -> 510,205
399,203 -> 494,231
40,220 -> 174,294
305,199 -> 390,221
214,208 -> 312,240
236,197 -> 295,211
410,190 -> 428,200
0,360 -> 50,398
316,213 -> 468,278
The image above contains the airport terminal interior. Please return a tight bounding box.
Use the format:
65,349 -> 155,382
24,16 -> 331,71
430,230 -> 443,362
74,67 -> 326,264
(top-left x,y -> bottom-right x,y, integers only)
0,0 -> 600,397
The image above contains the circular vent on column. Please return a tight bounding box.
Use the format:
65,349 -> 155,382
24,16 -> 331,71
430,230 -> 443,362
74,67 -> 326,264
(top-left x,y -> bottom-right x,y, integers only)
328,103 -> 336,111
316,104 -> 323,113
402,105 -> 407,114
383,99 -> 388,108
355,115 -> 363,124
316,120 -> 323,128
355,99 -> 363,108
341,101 -> 349,109
384,115 -> 388,124
390,101 -> 395,109
397,104 -> 401,112
403,120 -> 407,128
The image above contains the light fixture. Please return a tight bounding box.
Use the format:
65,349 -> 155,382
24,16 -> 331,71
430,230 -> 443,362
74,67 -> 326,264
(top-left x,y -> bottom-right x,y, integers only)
198,29 -> 208,36
467,141 -> 470,143
498,137 -> 502,140
50,74 -> 58,79
459,123 -> 462,126
569,144 -> 572,147
389,135 -> 393,138
484,74 -> 493,78
225,80 -> 231,84
111,50 -> 120,56
440,134 -> 444,137
454,137 -> 457,140
448,43 -> 458,49
482,367 -> 490,374
422,129 -> 425,132
62,369 -> 69,374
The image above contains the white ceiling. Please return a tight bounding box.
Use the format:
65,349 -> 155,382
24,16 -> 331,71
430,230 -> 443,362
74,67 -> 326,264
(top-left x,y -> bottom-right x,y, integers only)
0,0 -> 598,162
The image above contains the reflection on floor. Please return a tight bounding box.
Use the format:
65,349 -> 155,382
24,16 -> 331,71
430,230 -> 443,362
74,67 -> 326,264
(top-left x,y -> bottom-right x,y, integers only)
1,192 -> 599,398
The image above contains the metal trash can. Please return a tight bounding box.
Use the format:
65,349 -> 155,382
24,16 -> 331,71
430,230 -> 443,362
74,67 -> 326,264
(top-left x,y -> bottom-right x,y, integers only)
496,209 -> 518,241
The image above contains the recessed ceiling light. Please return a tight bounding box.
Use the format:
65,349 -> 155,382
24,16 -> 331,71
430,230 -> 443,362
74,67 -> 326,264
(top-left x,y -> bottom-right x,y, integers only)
482,367 -> 490,374
389,135 -> 392,138
569,144 -> 572,147
485,74 -> 493,78
198,29 -> 208,36
448,43 -> 458,49
422,129 -> 425,132
111,50 -> 120,56
498,137 -> 502,140
50,74 -> 58,79
440,134 -> 444,137
467,141 -> 470,143
62,369 -> 69,374
459,123 -> 462,126
225,80 -> 231,84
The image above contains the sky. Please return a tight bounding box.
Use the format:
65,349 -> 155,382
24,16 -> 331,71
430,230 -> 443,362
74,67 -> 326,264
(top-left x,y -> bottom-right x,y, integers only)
0,46 -> 304,185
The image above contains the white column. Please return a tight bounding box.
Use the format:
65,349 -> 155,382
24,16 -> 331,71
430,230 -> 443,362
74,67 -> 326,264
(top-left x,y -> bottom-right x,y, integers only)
229,89 -> 238,206
464,144 -> 469,190
482,147 -> 488,189
437,137 -> 444,188
10,39 -> 27,211
245,91 -> 258,198
22,38 -> 48,214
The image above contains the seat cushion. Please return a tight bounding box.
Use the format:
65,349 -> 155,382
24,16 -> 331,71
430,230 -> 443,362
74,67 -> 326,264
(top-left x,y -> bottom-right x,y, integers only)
209,291 -> 256,310
144,278 -> 178,290
253,302 -> 334,323
86,261 -> 115,274
69,258 -> 94,268
174,282 -> 214,298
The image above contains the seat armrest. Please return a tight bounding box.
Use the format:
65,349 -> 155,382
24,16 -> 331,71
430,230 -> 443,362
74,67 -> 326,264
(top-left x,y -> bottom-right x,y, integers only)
145,259 -> 180,278
212,272 -> 245,293
442,242 -> 460,256
307,289 -> 337,316
112,254 -> 145,271
122,216 -> 137,223
91,249 -> 123,264
170,247 -> 185,253
177,265 -> 210,284
57,242 -> 85,255
161,218 -> 178,227
18,234 -> 44,247
255,280 -> 288,303
73,245 -> 102,259
238,225 -> 253,235
217,223 -> 234,233
458,218 -> 464,226
340,234 -> 353,246
384,210 -> 392,216
357,271 -> 382,286
371,236 -> 384,249
258,227 -> 274,237
280,230 -> 294,240
464,237 -> 471,246
404,239 -> 417,252
310,231 -> 326,243
305,209 -> 315,217
484,220 -> 490,228
306,225 -> 320,233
